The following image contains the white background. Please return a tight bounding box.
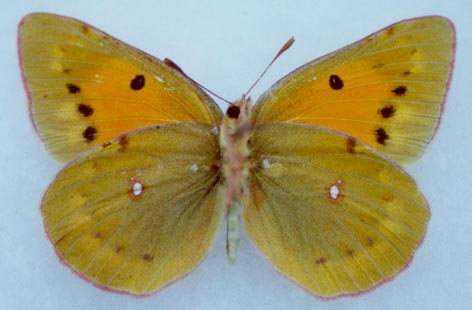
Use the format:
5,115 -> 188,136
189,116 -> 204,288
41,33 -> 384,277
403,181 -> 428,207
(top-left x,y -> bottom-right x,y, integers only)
1,1 -> 471,309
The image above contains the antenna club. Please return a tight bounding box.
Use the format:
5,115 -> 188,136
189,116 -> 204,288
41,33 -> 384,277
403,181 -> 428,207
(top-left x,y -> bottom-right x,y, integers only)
244,37 -> 295,97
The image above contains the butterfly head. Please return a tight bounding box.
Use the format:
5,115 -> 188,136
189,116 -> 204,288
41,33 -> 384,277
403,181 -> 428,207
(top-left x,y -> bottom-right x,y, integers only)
225,95 -> 251,123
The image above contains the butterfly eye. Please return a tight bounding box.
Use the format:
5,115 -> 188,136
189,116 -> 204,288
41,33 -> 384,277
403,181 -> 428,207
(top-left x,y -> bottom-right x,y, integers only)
226,105 -> 241,119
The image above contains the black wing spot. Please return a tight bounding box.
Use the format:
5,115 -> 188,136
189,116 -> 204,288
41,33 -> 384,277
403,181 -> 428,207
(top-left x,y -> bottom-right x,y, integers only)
392,85 -> 407,96
77,103 -> 94,117
375,128 -> 389,145
83,126 -> 98,142
329,74 -> 344,90
66,83 -> 81,94
379,105 -> 396,118
130,74 -> 145,90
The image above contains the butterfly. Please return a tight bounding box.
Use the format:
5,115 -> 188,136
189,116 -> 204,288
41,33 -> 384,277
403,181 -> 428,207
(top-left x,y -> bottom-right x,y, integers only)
18,13 -> 455,298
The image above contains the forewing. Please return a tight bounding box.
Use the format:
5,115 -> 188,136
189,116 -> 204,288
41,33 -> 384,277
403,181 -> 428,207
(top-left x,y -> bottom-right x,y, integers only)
253,16 -> 455,164
246,123 -> 429,297
41,123 -> 222,295
19,13 -> 222,161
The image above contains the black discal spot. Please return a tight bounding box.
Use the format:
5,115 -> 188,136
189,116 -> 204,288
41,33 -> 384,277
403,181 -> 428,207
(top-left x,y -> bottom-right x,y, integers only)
346,249 -> 354,257
130,74 -> 145,90
83,126 -> 98,142
392,85 -> 407,96
115,245 -> 123,253
346,137 -> 356,154
403,70 -> 411,76
143,253 -> 154,262
77,103 -> 94,117
379,105 -> 395,118
329,74 -> 344,90
372,63 -> 384,69
375,128 -> 389,145
66,83 -> 81,94
410,49 -> 418,56
226,105 -> 241,119
63,68 -> 72,74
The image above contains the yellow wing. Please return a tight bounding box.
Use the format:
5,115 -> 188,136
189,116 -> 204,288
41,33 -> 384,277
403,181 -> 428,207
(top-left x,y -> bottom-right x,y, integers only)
19,13 -> 222,161
253,16 -> 455,164
41,123 -> 222,295
246,123 -> 429,297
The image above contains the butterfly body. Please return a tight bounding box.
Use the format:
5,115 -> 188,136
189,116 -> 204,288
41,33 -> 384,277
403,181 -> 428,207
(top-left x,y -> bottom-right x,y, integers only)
19,14 -> 455,297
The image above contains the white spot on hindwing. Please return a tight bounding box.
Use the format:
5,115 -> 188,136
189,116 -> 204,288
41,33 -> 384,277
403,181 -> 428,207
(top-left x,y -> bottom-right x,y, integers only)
132,181 -> 143,196
190,164 -> 199,172
128,176 -> 144,200
329,184 -> 340,199
328,179 -> 343,203
262,158 -> 271,168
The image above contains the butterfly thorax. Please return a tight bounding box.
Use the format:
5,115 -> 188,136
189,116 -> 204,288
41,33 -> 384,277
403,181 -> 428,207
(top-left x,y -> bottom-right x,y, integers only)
219,96 -> 252,263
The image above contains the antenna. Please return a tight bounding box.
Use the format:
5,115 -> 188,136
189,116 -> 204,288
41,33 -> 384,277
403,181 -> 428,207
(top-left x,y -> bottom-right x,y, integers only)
163,58 -> 232,104
244,37 -> 295,97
